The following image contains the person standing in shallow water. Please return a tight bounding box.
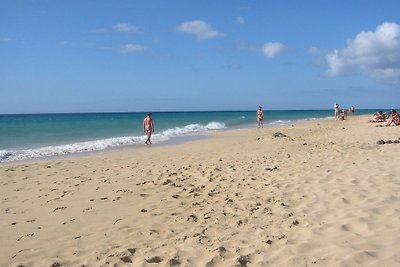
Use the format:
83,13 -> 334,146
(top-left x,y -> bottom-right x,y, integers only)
143,112 -> 154,145
257,106 -> 264,128
334,103 -> 340,120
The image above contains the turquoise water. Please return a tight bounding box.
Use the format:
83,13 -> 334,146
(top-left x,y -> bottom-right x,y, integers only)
0,110 -> 378,162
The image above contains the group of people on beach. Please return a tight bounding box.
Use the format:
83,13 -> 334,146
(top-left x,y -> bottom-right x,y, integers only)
142,104 -> 398,145
334,103 -> 399,126
142,106 -> 265,145
142,107 -> 265,145
369,109 -> 400,126
334,103 -> 355,120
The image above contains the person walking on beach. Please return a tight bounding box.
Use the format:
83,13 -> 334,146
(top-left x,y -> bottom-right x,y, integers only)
143,112 -> 154,145
257,106 -> 264,128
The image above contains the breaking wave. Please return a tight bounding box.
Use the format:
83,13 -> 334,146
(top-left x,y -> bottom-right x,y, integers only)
0,121 -> 226,163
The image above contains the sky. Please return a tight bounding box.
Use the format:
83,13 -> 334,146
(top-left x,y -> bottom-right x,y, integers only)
1,0 -> 399,114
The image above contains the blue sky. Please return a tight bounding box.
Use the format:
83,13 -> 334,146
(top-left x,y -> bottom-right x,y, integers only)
1,0 -> 399,114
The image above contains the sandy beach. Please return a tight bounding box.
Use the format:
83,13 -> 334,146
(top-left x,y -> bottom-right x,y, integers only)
1,115 -> 399,267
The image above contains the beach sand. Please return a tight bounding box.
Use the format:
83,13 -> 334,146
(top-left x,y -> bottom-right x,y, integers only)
1,115 -> 399,267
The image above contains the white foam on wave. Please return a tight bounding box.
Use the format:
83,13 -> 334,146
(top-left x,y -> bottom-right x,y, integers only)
154,121 -> 226,142
269,119 -> 293,125
296,116 -> 333,123
0,121 -> 226,163
269,116 -> 333,126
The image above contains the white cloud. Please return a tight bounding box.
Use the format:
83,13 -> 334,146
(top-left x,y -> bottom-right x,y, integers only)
89,28 -> 108,33
176,20 -> 224,40
0,37 -> 12,42
120,44 -> 145,53
324,22 -> 400,81
262,42 -> 287,58
60,40 -> 77,46
236,16 -> 245,25
113,23 -> 138,33
307,47 -> 320,54
229,63 -> 242,69
90,23 -> 139,33
237,41 -> 258,53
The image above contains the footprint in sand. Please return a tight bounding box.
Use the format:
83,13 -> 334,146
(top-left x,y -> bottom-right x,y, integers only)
82,207 -> 93,212
169,257 -> 181,266
146,256 -> 163,263
17,232 -> 35,241
120,256 -> 132,263
113,218 -> 122,225
12,248 -> 30,258
53,206 -> 67,212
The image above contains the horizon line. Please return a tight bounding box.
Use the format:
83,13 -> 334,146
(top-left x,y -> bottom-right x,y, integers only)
0,108 -> 390,116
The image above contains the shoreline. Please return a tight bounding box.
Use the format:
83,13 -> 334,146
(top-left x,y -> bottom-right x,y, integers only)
0,133 -> 212,166
5,108 -> 384,164
0,114 -> 336,165
1,114 -> 400,266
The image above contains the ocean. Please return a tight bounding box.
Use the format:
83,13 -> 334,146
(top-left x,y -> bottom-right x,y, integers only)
0,110 -> 377,163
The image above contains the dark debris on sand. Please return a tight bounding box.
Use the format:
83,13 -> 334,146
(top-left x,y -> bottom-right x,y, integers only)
273,132 -> 288,138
